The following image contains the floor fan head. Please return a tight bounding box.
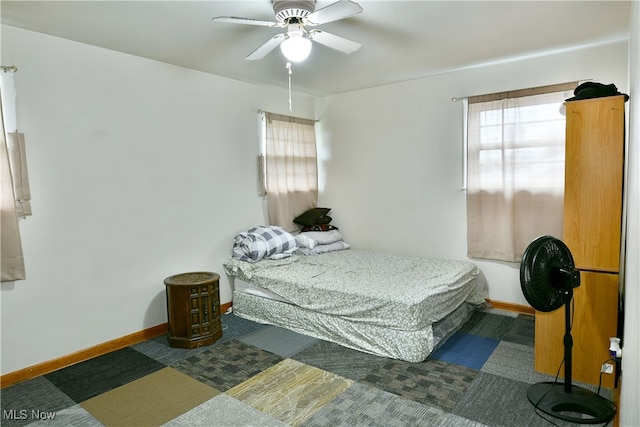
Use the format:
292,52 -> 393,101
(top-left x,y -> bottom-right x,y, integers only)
520,235 -> 580,312
519,235 -> 616,424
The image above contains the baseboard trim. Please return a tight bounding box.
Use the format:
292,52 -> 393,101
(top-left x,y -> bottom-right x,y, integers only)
2,302 -> 235,389
221,301 -> 232,314
1,323 -> 168,389
486,299 -> 535,315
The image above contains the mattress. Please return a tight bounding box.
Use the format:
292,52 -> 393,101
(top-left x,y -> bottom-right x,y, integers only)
224,249 -> 486,332
231,290 -> 476,362
233,277 -> 291,303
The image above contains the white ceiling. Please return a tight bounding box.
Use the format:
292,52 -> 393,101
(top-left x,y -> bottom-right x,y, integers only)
0,1 -> 631,97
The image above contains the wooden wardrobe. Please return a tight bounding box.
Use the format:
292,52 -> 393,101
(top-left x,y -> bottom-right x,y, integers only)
534,95 -> 625,389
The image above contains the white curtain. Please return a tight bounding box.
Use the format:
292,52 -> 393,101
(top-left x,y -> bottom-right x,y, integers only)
1,87 -> 26,281
0,71 -> 30,217
6,131 -> 31,217
264,112 -> 318,231
466,83 -> 576,262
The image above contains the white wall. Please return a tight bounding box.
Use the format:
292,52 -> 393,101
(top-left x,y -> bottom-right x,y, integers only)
0,25 -> 315,375
315,42 -> 628,305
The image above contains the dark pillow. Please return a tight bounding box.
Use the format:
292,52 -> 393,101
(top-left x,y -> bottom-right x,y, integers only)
301,224 -> 339,232
294,207 -> 331,227
316,215 -> 332,225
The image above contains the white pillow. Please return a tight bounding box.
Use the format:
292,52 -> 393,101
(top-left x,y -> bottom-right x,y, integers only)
300,230 -> 343,245
295,233 -> 318,249
297,240 -> 350,255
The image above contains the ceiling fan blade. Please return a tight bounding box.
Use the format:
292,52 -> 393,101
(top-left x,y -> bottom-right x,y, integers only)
304,0 -> 363,26
211,16 -> 281,27
246,33 -> 286,60
308,30 -> 361,54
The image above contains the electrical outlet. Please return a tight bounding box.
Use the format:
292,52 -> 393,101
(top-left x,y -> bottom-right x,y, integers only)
601,363 -> 614,374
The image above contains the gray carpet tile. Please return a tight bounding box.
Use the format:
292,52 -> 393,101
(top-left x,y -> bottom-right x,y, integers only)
292,339 -> 389,381
133,313 -> 269,365
163,394 -> 287,427
482,307 -> 519,318
483,340 -> 616,405
0,377 -> 76,427
361,358 -> 478,412
238,325 -> 319,357
218,312 -> 271,340
26,404 -> 102,426
132,334 -> 217,366
482,341 -> 614,400
501,314 -> 535,347
481,340 -> 554,384
438,413 -> 490,427
170,339 -> 283,392
452,371 -> 580,427
301,382 -> 450,427
459,311 -> 517,340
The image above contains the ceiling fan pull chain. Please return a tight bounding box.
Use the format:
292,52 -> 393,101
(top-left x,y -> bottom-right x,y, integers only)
286,62 -> 293,112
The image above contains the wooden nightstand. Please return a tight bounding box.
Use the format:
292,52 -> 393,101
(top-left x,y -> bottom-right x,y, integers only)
164,272 -> 223,349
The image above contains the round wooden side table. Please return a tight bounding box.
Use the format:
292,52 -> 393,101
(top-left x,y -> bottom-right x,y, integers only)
164,271 -> 223,349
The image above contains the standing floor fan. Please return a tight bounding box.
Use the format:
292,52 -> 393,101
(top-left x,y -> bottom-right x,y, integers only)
520,235 -> 616,424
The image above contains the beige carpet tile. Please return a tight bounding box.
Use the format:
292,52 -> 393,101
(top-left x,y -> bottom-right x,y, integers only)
80,367 -> 220,427
227,358 -> 353,426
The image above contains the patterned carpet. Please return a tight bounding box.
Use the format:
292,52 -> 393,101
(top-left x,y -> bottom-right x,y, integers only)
1,308 -> 615,426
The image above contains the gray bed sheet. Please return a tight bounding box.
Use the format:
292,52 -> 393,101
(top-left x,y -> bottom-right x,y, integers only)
224,249 -> 486,332
232,290 -> 476,362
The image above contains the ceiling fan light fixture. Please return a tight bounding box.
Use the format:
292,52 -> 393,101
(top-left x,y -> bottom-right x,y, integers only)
280,33 -> 312,62
212,0 -> 363,62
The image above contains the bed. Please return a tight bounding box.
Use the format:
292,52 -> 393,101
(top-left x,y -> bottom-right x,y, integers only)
223,245 -> 487,362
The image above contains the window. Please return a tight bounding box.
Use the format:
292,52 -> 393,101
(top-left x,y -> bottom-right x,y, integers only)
466,82 -> 577,262
1,66 -> 29,281
259,111 -> 318,231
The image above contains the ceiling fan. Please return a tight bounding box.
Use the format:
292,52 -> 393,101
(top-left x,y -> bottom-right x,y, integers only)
211,0 -> 363,62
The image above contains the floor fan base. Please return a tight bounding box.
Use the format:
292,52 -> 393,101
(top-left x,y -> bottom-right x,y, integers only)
527,382 -> 616,424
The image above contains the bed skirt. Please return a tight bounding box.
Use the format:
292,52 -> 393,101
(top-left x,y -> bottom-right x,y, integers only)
232,290 -> 476,362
